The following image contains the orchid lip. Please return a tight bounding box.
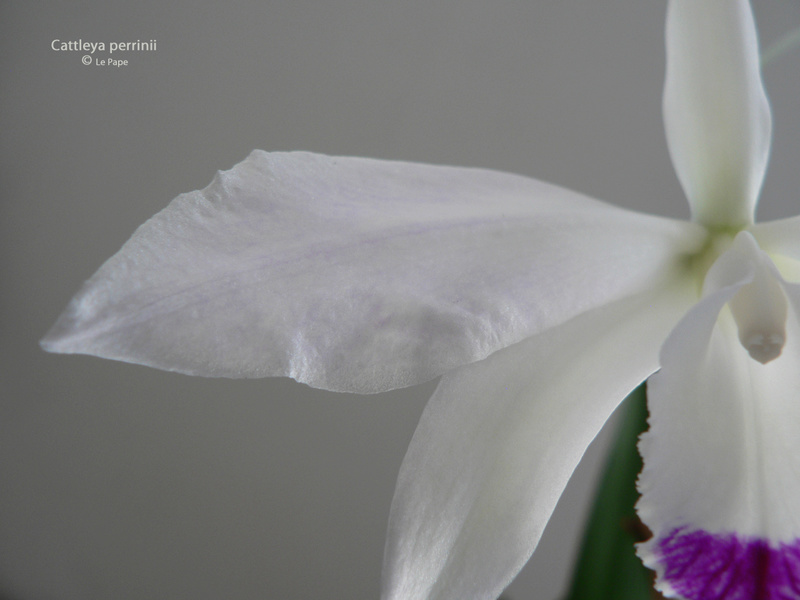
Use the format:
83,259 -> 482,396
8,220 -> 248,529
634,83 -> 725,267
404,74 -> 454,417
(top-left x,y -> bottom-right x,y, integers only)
646,527 -> 800,600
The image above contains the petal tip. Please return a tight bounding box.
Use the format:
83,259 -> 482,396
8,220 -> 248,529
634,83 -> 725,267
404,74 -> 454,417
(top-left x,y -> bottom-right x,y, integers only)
39,309 -> 87,355
39,333 -> 61,354
40,289 -> 112,357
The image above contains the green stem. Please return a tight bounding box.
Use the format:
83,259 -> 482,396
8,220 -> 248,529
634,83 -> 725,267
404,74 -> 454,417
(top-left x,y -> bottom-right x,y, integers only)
562,383 -> 656,600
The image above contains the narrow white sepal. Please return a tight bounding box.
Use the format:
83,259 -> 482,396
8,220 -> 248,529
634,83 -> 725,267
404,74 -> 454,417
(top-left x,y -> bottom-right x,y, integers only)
381,280 -> 695,600
41,151 -> 701,393
664,0 -> 772,228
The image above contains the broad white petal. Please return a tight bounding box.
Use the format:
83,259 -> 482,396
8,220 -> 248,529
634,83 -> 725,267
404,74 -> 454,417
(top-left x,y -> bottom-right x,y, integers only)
41,151 -> 701,393
381,279 -> 695,600
638,235 -> 800,599
664,0 -> 771,228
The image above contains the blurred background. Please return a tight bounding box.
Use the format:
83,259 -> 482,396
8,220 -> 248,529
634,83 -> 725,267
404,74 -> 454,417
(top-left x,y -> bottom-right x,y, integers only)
2,1 -> 799,599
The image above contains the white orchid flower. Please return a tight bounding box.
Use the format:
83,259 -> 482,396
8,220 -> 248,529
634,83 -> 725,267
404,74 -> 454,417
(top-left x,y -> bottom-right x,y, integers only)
42,0 -> 800,598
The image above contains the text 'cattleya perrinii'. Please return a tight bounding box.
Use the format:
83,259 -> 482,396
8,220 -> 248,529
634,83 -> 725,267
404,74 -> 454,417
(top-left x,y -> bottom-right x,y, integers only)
43,1 -> 800,598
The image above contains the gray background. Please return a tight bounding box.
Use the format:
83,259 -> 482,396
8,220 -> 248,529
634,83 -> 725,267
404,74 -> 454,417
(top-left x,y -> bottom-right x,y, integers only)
2,1 -> 799,599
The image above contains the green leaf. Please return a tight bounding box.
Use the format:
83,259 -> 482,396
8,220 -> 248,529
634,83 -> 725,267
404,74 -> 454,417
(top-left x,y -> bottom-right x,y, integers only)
562,383 -> 655,600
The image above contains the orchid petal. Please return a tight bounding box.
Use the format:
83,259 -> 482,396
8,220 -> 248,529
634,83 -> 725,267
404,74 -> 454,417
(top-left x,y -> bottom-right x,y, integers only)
663,0 -> 771,228
41,151 -> 702,393
751,216 -> 800,266
381,279 -> 695,600
638,234 -> 800,599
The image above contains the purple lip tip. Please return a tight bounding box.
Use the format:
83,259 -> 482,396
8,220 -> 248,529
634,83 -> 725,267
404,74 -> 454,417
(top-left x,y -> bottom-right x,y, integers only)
656,528 -> 800,600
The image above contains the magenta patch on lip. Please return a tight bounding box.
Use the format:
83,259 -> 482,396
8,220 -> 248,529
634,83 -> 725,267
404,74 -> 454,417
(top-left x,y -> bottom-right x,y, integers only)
656,528 -> 800,600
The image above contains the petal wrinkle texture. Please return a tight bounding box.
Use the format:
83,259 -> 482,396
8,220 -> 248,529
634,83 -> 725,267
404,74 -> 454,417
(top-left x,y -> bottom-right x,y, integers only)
664,0 -> 771,228
41,151 -> 701,393
381,281 -> 695,600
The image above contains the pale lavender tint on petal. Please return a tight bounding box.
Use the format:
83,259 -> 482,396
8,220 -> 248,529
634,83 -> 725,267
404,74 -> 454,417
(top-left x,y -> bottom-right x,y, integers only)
41,151 -> 702,393
656,528 -> 800,600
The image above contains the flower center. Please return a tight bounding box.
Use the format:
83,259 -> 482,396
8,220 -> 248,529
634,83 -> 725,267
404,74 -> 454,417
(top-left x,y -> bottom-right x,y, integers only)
694,230 -> 789,365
